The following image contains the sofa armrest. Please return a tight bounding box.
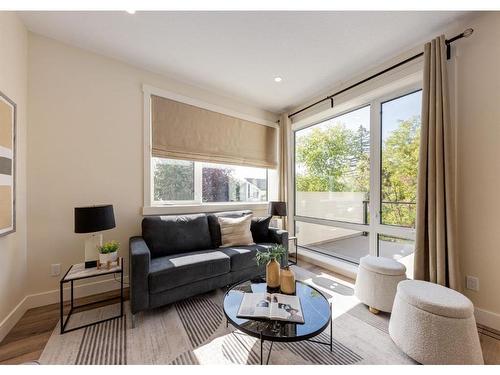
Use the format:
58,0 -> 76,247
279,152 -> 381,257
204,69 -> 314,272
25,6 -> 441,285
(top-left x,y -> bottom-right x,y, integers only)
129,236 -> 151,314
268,227 -> 289,249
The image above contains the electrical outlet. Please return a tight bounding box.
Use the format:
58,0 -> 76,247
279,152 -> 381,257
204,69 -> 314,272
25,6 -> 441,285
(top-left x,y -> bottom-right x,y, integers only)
466,276 -> 479,291
51,263 -> 61,277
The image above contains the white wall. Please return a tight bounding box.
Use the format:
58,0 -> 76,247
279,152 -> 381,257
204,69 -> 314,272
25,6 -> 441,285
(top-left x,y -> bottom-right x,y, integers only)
26,33 -> 277,296
454,12 -> 500,322
0,13 -> 28,337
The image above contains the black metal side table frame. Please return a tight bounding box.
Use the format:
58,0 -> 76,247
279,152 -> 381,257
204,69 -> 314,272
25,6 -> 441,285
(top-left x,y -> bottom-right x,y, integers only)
59,258 -> 124,334
288,236 -> 298,266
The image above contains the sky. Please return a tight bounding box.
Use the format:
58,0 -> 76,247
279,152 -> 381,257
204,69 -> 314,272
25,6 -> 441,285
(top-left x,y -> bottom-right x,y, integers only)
381,90 -> 422,140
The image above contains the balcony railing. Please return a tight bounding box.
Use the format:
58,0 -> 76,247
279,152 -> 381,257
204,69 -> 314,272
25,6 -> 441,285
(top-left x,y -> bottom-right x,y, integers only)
362,200 -> 416,226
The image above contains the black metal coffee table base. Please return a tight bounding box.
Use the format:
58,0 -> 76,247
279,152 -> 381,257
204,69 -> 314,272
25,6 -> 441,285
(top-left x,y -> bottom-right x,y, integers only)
228,302 -> 333,365
224,279 -> 333,365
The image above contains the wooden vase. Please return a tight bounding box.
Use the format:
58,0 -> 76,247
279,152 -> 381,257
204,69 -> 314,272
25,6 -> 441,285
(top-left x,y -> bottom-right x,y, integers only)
266,259 -> 280,288
280,266 -> 296,294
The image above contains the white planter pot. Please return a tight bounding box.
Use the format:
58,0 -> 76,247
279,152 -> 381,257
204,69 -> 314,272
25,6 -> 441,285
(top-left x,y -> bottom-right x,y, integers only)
99,251 -> 118,266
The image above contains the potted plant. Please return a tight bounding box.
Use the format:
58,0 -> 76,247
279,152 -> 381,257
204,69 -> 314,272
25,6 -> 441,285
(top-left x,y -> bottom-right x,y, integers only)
255,244 -> 286,288
98,240 -> 119,268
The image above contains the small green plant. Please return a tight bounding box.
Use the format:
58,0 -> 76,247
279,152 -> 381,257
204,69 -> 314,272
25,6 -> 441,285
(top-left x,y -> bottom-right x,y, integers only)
255,244 -> 287,266
98,240 -> 119,254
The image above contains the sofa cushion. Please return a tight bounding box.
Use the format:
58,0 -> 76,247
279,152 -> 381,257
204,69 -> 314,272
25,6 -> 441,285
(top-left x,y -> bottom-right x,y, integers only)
219,214 -> 255,247
207,210 -> 252,248
148,250 -> 230,294
219,243 -> 274,271
251,216 -> 272,243
142,214 -> 212,258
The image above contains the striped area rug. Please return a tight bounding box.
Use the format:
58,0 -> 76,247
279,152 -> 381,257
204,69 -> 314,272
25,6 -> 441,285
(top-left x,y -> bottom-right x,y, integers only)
40,266 -> 418,364
75,317 -> 127,365
175,296 -> 223,348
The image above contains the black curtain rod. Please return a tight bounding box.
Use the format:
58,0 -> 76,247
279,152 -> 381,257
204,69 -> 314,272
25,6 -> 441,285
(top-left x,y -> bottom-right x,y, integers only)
288,28 -> 474,119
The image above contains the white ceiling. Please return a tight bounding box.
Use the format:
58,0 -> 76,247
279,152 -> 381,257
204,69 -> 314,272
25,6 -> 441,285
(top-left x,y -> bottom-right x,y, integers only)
19,11 -> 469,114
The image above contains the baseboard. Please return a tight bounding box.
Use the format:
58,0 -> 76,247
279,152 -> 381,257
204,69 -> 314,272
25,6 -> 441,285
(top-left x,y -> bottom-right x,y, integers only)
0,275 -> 128,343
474,307 -> 500,332
0,296 -> 30,343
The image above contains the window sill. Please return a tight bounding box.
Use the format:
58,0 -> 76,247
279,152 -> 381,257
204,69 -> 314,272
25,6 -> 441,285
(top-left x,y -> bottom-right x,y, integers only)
143,202 -> 269,216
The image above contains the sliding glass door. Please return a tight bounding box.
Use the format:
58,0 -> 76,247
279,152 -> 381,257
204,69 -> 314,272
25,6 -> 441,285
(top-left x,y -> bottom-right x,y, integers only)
293,87 -> 421,276
294,105 -> 371,263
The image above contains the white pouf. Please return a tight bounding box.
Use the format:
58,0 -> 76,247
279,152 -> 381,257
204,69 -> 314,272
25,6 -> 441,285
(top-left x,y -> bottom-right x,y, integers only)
389,280 -> 484,364
354,255 -> 406,313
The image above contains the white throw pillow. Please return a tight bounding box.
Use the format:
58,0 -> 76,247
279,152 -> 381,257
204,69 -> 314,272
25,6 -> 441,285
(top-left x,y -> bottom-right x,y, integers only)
218,214 -> 255,247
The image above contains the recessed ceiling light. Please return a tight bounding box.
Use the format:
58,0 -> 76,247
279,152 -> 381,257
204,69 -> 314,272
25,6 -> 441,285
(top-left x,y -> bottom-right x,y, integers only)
126,10 -> 136,14
274,77 -> 283,83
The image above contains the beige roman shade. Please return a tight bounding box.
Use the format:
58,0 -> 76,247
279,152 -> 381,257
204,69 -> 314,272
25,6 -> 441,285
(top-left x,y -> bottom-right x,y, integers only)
151,95 -> 278,168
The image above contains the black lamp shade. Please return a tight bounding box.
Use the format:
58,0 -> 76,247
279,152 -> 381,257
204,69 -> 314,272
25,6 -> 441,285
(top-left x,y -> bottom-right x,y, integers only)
74,205 -> 116,233
268,201 -> 287,217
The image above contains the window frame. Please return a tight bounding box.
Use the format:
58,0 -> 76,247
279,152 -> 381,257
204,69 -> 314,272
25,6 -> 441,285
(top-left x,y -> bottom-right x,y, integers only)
143,84 -> 278,215
294,103 -> 372,226
151,158 -> 270,206
150,157 -> 197,205
292,81 -> 422,263
379,89 -> 422,230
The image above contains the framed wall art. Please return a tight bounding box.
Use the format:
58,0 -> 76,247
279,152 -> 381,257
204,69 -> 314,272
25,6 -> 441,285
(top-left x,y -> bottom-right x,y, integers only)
0,90 -> 16,237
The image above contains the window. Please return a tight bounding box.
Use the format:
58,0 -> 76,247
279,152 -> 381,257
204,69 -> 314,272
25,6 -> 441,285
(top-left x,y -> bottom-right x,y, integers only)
295,106 -> 370,224
381,91 -> 422,227
293,85 -> 420,265
153,158 -> 194,202
153,157 -> 268,205
296,221 -> 370,263
144,86 -> 279,211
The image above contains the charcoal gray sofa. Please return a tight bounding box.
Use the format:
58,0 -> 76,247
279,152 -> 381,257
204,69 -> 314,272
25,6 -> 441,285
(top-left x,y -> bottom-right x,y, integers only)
129,210 -> 288,325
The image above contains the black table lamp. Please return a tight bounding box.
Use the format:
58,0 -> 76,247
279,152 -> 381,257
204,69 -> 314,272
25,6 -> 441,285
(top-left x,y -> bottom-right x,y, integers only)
268,201 -> 287,217
269,201 -> 287,230
75,205 -> 116,268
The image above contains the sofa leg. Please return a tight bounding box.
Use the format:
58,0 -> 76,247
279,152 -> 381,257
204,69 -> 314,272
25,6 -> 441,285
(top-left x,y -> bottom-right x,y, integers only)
369,306 -> 380,315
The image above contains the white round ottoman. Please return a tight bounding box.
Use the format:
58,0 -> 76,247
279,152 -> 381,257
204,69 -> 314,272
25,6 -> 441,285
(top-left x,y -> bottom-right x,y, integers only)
354,255 -> 406,314
389,280 -> 484,364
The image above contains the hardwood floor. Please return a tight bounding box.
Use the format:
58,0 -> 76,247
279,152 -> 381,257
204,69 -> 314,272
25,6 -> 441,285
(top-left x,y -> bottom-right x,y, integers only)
0,261 -> 499,365
0,288 -> 129,365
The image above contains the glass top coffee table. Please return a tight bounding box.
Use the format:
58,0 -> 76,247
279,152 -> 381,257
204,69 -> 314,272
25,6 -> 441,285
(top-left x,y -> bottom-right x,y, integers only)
223,277 -> 332,365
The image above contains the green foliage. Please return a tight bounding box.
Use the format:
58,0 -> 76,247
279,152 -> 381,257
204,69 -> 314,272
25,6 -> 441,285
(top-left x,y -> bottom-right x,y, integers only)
255,244 -> 287,266
380,117 -> 420,227
154,161 -> 194,201
98,240 -> 119,254
296,123 -> 370,195
296,116 -> 420,228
